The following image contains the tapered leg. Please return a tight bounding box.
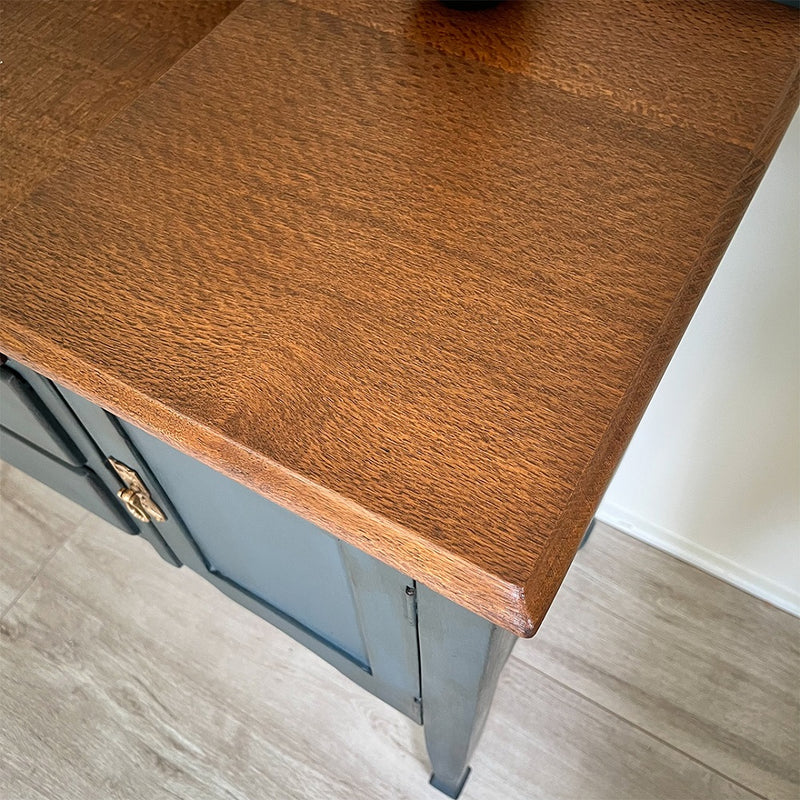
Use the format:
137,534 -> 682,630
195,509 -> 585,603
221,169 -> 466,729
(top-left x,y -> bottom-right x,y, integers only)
579,517 -> 596,549
416,584 -> 517,798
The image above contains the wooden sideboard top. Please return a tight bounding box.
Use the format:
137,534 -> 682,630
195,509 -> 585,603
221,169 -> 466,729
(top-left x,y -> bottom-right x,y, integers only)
2,0 -> 797,636
0,0 -> 240,217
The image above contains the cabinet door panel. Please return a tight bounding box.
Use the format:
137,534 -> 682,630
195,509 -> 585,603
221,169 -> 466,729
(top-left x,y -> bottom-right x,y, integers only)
57,384 -> 421,721
119,420 -> 369,664
0,359 -> 179,563
0,427 -> 134,532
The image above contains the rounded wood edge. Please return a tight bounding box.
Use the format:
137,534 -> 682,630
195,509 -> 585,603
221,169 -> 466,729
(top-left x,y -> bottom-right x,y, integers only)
520,65 -> 800,639
0,320 -> 540,636
2,64 -> 797,641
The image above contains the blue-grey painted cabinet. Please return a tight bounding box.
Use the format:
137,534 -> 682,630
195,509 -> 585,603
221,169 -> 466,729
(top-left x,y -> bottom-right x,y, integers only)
0,356 -> 515,798
0,360 -> 137,534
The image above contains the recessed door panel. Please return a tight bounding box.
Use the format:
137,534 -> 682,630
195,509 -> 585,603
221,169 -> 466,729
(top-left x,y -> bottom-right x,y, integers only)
0,365 -> 84,466
56,383 -> 421,721
118,420 -> 369,665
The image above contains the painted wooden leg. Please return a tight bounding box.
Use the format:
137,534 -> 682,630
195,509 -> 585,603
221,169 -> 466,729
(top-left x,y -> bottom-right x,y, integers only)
579,517 -> 596,550
416,584 -> 517,798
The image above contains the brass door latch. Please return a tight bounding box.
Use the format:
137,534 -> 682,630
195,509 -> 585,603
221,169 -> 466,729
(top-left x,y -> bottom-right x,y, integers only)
108,457 -> 166,523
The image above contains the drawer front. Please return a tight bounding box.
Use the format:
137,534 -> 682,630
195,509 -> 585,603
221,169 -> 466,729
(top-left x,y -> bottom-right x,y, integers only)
0,427 -> 134,532
0,364 -> 84,466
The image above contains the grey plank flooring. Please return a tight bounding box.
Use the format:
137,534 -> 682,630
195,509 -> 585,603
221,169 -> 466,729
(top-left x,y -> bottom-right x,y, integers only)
1,463 -> 797,800
0,461 -> 88,616
523,526 -> 800,800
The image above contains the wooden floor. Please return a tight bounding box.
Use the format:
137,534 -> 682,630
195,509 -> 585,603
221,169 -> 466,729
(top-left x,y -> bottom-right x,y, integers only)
1,462 -> 797,800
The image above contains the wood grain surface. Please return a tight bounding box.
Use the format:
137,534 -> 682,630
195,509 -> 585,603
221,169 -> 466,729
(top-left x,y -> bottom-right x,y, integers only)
0,0 -> 240,216
2,468 -> 796,799
1,0 -> 798,635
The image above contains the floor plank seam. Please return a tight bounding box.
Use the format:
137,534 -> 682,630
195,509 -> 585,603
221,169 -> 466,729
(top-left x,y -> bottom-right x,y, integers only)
0,526 -> 79,623
515,657 -> 773,800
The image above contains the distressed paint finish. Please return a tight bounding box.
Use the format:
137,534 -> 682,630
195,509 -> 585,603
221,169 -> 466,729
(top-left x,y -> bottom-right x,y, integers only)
1,0 -> 798,635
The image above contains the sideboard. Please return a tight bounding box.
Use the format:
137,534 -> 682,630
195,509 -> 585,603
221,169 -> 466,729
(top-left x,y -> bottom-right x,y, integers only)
1,353 -> 513,797
1,1 -> 798,796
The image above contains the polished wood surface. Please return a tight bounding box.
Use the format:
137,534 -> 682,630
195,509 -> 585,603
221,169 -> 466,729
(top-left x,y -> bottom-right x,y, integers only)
1,0 -> 798,635
0,0 -> 239,216
2,467 -> 797,799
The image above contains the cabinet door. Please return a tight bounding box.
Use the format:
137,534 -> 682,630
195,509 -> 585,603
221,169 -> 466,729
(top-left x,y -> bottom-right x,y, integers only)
0,363 -> 85,465
0,360 -> 136,533
59,386 -> 421,721
0,427 -> 136,531
0,358 -> 178,563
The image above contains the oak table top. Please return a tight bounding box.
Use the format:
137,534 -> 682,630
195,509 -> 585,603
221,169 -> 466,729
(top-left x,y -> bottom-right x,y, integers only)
1,0 -> 798,636
0,0 -> 240,217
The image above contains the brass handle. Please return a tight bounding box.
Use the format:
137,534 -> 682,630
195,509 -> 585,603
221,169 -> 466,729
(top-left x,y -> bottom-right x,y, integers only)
108,457 -> 166,523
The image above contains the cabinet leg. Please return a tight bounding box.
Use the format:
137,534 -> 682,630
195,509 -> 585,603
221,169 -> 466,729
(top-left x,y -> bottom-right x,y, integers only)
416,584 -> 516,798
578,517 -> 596,550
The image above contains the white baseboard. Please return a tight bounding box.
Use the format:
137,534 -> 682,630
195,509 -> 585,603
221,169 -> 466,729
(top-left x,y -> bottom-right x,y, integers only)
595,502 -> 800,618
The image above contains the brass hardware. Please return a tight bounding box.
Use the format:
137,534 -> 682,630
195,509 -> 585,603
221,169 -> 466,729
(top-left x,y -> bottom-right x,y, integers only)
108,457 -> 166,523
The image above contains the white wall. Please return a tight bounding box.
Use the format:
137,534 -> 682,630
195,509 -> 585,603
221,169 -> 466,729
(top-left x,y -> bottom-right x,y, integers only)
598,110 -> 800,616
